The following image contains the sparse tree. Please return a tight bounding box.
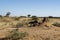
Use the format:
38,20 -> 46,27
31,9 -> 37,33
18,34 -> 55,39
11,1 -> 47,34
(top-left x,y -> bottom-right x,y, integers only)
49,16 -> 53,18
0,15 -> 2,17
27,14 -> 31,17
5,12 -> 11,17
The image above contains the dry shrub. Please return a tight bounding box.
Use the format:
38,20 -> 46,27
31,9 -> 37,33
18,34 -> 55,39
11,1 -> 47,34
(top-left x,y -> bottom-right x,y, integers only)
6,29 -> 28,40
14,17 -> 20,20
52,22 -> 60,27
16,22 -> 24,28
31,16 -> 38,20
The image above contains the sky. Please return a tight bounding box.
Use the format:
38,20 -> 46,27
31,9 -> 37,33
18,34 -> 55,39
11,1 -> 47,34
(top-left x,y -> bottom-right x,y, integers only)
0,0 -> 60,17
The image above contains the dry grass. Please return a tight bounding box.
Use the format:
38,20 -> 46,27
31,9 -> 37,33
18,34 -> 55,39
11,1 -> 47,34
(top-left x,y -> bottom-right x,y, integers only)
0,17 -> 60,40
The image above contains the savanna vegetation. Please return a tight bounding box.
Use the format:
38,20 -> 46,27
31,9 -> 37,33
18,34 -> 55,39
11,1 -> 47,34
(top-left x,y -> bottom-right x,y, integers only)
0,12 -> 60,40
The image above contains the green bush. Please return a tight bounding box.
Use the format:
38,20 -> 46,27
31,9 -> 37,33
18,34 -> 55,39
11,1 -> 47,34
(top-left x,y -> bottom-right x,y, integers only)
14,17 -> 20,20
7,29 -> 28,40
31,16 -> 38,20
16,23 -> 24,28
52,22 -> 60,27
